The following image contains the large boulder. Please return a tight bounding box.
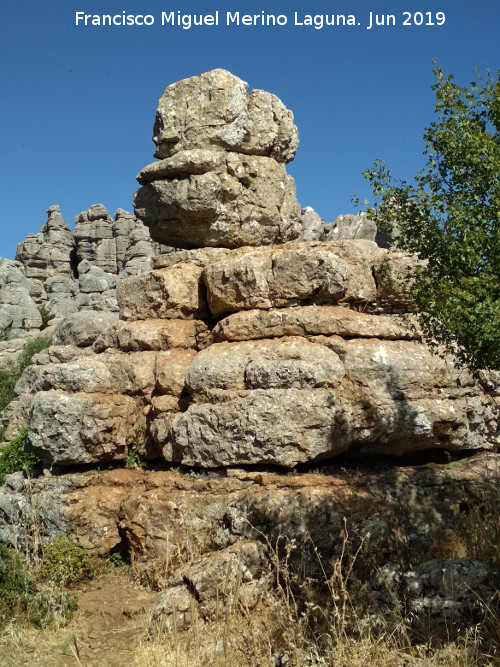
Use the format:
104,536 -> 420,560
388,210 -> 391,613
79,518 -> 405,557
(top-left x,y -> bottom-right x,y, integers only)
165,336 -> 496,467
203,241 -> 383,316
151,69 -> 298,163
134,69 -> 302,249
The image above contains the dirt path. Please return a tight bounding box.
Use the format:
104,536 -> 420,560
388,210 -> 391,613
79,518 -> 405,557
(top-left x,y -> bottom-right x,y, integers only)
0,569 -> 160,666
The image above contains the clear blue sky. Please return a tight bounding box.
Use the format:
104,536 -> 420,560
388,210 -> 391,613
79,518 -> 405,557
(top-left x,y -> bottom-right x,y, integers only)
0,0 -> 499,259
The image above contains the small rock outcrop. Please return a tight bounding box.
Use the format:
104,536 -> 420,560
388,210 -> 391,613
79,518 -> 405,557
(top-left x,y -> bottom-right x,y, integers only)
325,212 -> 378,241
0,454 -> 498,641
0,259 -> 42,335
16,205 -> 75,283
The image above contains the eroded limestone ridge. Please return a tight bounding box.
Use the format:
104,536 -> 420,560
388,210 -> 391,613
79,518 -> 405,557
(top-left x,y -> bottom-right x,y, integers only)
7,204 -> 172,326
134,69 -> 303,248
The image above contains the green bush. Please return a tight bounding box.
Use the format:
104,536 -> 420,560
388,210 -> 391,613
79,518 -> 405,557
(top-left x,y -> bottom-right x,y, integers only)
0,428 -> 41,485
0,366 -> 18,415
16,336 -> 52,375
41,535 -> 93,587
0,335 -> 51,415
38,307 -> 55,327
125,443 -> 146,469
0,544 -> 76,628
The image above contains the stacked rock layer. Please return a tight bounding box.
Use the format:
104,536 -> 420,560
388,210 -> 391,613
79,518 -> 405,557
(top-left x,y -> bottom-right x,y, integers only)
14,70 -> 498,468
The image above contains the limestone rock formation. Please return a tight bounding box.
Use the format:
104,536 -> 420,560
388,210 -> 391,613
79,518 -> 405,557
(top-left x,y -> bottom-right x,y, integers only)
134,69 -> 302,248
2,70 -> 494,468
10,238 -> 496,468
73,204 -> 117,273
0,71 -> 499,657
15,205 -> 76,286
371,558 -> 495,638
152,69 -> 298,162
151,540 -> 272,630
298,206 -> 326,241
296,209 -> 379,243
73,204 -> 167,277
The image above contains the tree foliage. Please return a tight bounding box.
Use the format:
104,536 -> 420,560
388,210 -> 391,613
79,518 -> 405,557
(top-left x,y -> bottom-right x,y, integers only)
364,65 -> 500,372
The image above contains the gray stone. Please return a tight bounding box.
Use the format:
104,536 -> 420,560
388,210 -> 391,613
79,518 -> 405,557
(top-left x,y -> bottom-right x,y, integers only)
77,260 -> 118,294
15,205 -> 75,288
212,307 -> 420,343
54,311 -> 118,347
150,540 -> 272,630
135,152 -> 302,249
27,391 -> 145,465
203,242 -> 384,316
298,206 -> 325,241
324,212 -> 377,242
0,259 -> 42,334
117,263 -> 207,321
73,205 -> 117,273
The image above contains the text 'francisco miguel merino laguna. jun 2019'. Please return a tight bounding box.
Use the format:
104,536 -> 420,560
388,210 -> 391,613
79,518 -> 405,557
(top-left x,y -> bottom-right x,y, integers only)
75,10 -> 447,30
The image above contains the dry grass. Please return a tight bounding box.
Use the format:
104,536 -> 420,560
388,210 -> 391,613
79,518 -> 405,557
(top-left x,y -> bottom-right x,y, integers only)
1,463 -> 499,666
0,578 -> 498,667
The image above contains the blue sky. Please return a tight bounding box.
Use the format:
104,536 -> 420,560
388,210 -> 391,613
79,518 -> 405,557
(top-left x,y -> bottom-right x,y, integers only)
0,0 -> 499,259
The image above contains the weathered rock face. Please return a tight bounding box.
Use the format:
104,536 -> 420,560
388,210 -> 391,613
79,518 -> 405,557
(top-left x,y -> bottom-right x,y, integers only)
16,205 -> 76,283
203,240 -> 382,315
12,240 -> 497,468
167,333 -> 496,467
151,540 -> 272,630
0,454 -> 498,640
0,259 -> 42,335
325,212 -> 378,242
134,69 -> 302,249
152,69 -> 298,163
73,204 -> 171,279
298,206 -> 326,241
73,204 -> 117,273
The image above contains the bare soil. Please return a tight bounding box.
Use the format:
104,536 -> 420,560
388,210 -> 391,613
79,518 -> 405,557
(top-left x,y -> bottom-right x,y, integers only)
0,569 -> 159,667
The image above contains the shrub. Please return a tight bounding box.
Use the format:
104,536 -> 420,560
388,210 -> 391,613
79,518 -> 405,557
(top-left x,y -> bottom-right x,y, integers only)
16,336 -> 52,375
38,307 -> 55,327
0,335 -> 51,415
125,443 -> 146,469
364,65 -> 500,372
0,544 -> 76,628
41,535 -> 93,587
0,428 -> 41,485
0,366 -> 18,415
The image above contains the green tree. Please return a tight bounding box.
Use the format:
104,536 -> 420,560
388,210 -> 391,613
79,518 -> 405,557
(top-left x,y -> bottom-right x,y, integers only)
364,65 -> 500,372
